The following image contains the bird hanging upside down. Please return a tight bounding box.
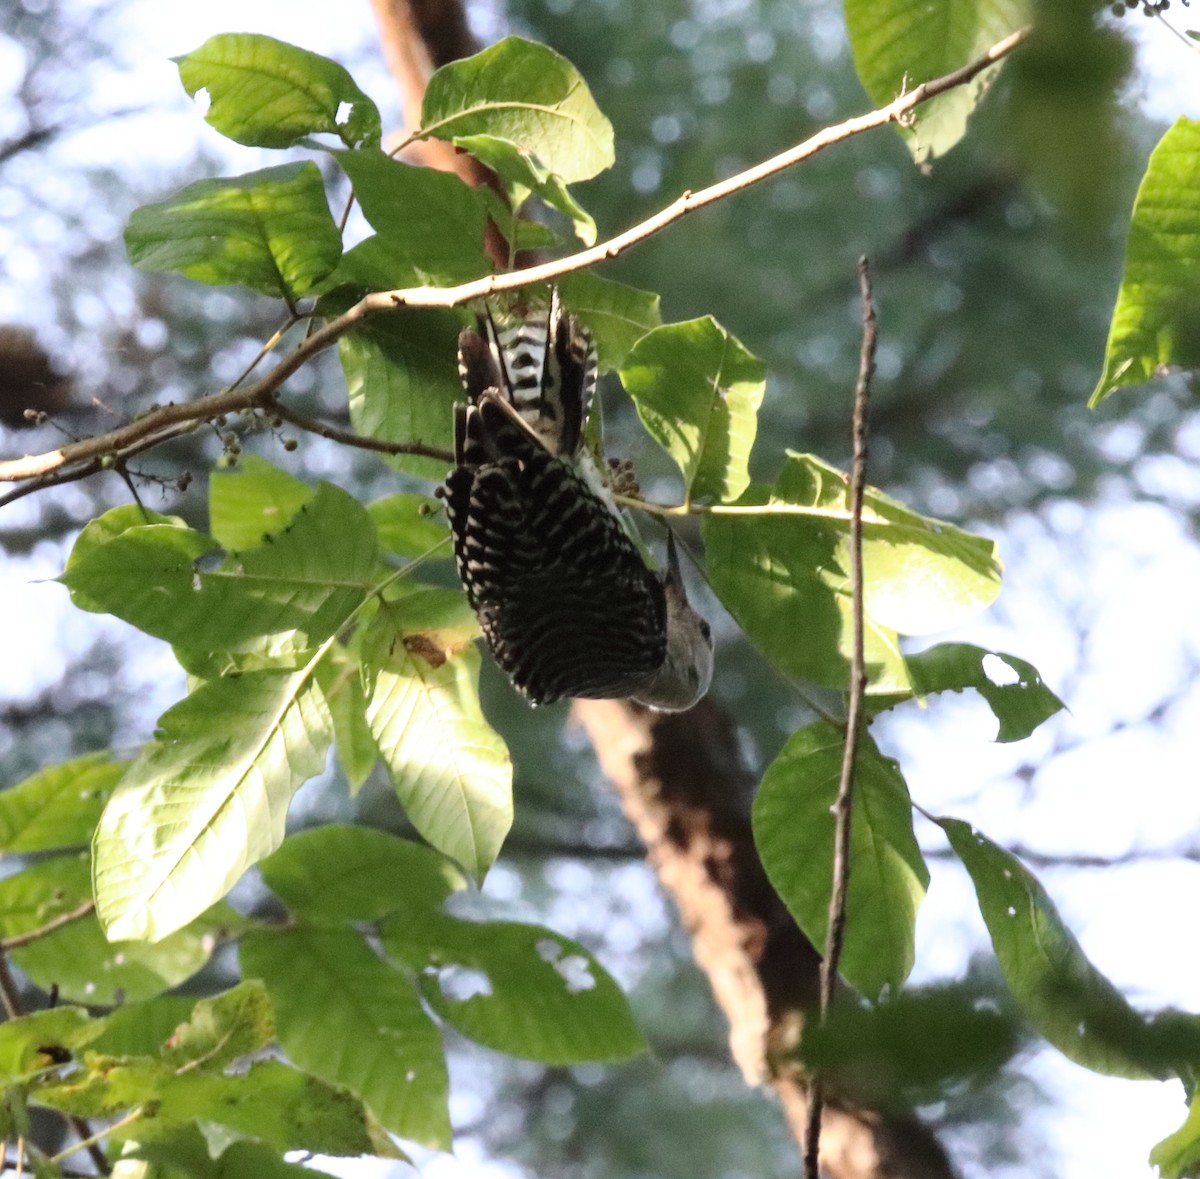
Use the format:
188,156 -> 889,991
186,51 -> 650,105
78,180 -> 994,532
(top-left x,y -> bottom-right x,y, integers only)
440,291 -> 714,711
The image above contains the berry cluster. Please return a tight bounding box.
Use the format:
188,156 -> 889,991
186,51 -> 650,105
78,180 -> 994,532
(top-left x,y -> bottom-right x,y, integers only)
1110,0 -> 1189,15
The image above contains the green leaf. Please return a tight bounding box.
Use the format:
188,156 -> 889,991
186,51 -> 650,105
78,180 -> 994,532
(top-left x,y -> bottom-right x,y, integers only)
93,668 -> 334,942
555,272 -> 661,373
209,456 -> 313,551
0,752 -> 125,853
127,1130 -> 348,1179
454,133 -> 597,245
1092,118 -> 1200,404
64,505 -> 182,577
317,654 -> 379,793
421,37 -> 614,184
340,309 -> 463,480
161,981 -> 275,1071
0,855 -> 226,1003
331,148 -> 490,284
621,318 -> 765,503
703,453 -> 1001,693
176,33 -> 381,149
125,163 -> 341,300
62,485 -> 375,653
799,982 -> 1022,1110
752,723 -> 928,998
940,818 -> 1174,1077
241,925 -> 450,1148
38,1058 -> 376,1157
844,0 -> 1030,163
368,494 -> 448,558
904,642 -> 1064,742
363,614 -> 512,882
383,913 -> 645,1064
0,1007 -> 104,1086
1152,1091 -> 1200,1179
258,823 -> 464,923
87,995 -> 199,1058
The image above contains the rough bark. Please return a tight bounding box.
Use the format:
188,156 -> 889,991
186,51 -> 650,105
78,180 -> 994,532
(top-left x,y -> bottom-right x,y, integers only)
365,4 -> 957,1175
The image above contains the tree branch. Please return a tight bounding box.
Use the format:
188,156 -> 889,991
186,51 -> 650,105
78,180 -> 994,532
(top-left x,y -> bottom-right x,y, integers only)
0,900 -> 95,952
0,27 -> 1029,499
804,257 -> 877,1178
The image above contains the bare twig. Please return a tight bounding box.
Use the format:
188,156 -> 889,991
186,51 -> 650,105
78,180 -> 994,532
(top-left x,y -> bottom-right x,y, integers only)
0,900 -> 95,952
0,28 -> 1029,500
271,404 -> 455,462
803,257 -> 877,1179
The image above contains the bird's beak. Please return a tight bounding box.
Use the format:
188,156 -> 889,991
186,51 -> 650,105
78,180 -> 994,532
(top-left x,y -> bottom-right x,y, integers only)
664,530 -> 688,603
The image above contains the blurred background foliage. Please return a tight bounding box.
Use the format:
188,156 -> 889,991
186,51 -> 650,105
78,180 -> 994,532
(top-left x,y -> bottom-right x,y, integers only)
2,0 -> 1198,1175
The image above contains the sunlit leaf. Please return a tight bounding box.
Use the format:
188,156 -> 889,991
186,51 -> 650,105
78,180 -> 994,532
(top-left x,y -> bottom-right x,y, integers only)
61,485 -> 375,653
904,642 -> 1064,742
753,723 -> 928,998
1152,1091 -> 1200,1179
0,752 -> 125,854
941,818 -> 1190,1078
176,33 -> 381,148
381,913 -> 645,1064
241,925 -> 450,1148
94,668 -> 334,942
704,453 -> 1001,693
621,318 -> 764,503
258,823 -> 464,923
125,163 -> 341,300
1092,118 -> 1200,404
844,0 -> 1030,163
317,654 -> 378,793
209,456 -> 313,551
421,37 -> 614,183
363,614 -> 511,882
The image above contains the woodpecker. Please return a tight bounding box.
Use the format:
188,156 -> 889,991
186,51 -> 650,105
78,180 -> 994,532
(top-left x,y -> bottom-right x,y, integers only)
441,293 -> 714,711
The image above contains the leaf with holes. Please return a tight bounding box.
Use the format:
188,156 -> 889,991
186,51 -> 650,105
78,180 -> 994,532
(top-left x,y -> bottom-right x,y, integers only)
176,33 -> 380,148
381,913 -> 645,1064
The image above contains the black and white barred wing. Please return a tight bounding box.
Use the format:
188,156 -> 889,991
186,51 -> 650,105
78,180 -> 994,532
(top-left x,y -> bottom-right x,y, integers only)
443,397 -> 666,706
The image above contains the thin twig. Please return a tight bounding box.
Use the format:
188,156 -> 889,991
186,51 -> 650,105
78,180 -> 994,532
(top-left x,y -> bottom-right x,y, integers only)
0,28 -> 1029,498
0,955 -> 20,1020
803,257 -> 876,1179
0,900 -> 95,952
271,404 -> 455,462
